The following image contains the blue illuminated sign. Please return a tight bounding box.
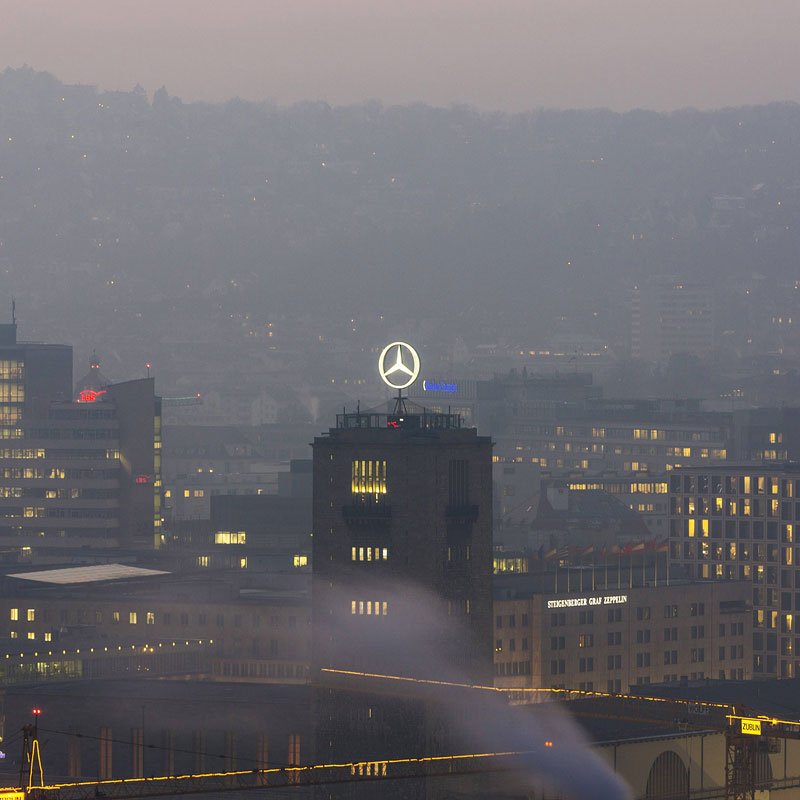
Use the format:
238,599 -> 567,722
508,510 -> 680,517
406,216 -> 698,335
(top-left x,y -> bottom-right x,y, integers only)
422,379 -> 458,394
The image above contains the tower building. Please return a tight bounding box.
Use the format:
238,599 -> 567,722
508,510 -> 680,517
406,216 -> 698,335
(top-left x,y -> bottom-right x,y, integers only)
311,342 -> 493,793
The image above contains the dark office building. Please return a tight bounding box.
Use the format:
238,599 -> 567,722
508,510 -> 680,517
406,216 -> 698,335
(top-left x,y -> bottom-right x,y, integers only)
311,406 -> 493,797
0,321 -> 72,428
0,348 -> 162,554
210,492 -> 311,571
0,325 -> 162,554
668,464 -> 800,680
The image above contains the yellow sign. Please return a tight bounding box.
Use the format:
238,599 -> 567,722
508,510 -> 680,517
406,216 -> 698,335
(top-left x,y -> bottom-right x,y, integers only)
741,718 -> 762,736
0,791 -> 26,800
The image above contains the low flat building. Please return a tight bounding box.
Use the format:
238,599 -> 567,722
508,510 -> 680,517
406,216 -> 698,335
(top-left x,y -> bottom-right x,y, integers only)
0,564 -> 310,685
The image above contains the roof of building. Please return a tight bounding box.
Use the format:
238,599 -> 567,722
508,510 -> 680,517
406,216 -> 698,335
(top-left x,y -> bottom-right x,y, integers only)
73,353 -> 111,400
7,564 -> 170,585
533,486 -> 649,536
635,678 -> 800,719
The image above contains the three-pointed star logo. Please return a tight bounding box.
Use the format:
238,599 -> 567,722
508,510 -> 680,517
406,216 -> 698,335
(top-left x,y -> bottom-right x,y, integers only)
378,341 -> 420,390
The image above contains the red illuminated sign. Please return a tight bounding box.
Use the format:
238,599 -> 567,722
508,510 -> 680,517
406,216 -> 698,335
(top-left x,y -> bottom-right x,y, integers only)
135,475 -> 151,484
78,389 -> 106,403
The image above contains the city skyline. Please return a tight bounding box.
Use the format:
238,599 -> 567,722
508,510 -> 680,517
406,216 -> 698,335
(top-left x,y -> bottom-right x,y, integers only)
2,1 -> 800,112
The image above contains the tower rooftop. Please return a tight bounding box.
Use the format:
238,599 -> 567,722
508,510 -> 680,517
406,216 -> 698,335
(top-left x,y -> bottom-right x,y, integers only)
335,409 -> 463,431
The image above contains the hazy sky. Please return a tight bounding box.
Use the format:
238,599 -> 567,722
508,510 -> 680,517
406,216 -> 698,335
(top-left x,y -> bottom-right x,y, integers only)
3,0 -> 800,112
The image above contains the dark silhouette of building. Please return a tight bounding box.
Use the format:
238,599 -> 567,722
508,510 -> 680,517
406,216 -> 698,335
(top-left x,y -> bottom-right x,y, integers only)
311,406 -> 493,797
210,492 -> 311,571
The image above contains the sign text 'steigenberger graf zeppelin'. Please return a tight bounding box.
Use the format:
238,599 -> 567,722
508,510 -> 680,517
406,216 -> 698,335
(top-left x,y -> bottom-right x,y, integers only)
547,594 -> 628,609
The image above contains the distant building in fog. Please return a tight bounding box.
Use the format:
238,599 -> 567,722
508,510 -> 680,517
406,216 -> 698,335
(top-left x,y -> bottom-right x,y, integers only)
631,276 -> 715,363
479,370 -> 800,474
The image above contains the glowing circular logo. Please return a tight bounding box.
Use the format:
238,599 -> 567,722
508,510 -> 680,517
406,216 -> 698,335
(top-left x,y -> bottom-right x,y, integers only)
378,342 -> 420,390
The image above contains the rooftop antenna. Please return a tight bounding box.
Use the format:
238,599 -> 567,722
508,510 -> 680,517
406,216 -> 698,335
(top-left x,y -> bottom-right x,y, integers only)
393,386 -> 408,415
11,297 -> 16,325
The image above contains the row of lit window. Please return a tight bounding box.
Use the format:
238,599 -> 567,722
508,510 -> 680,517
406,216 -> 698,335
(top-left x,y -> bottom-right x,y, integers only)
8,609 -> 190,626
0,360 -> 24,380
214,531 -> 246,545
196,555 -> 248,568
684,499 -> 788,524
351,460 -> 387,495
520,424 -> 723,443
0,407 -> 22,424
9,631 -> 52,640
0,385 -> 24,403
351,546 -> 388,562
113,611 -> 155,624
1,507 -> 118,520
351,600 -> 388,616
571,482 -> 669,495
493,557 -> 528,574
0,448 -> 44,459
673,475 -> 792,496
17,610 -> 161,625
351,762 -> 387,777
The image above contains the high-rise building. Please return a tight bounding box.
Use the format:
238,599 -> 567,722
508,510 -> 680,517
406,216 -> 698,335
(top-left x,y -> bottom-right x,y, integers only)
669,464 -> 800,679
311,342 -> 493,794
312,407 -> 493,680
0,378 -> 162,553
0,321 -> 72,429
0,327 -> 162,555
631,276 -> 715,363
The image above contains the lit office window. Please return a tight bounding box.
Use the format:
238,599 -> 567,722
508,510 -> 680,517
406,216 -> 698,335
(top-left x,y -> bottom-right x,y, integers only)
351,460 -> 387,494
214,531 -> 246,545
351,599 -> 389,616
